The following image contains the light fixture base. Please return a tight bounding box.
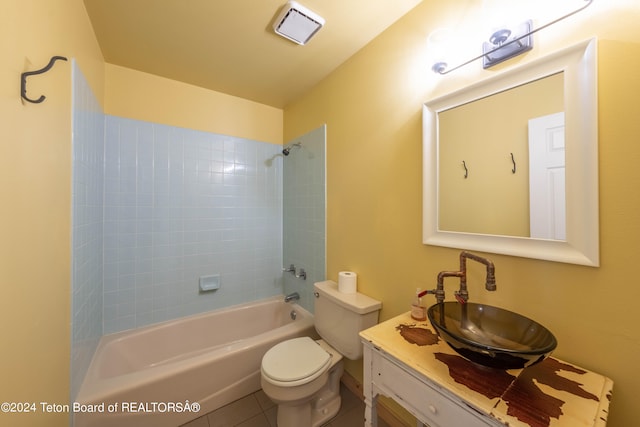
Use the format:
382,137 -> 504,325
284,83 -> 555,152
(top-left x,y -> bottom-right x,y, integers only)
482,20 -> 533,69
432,62 -> 448,74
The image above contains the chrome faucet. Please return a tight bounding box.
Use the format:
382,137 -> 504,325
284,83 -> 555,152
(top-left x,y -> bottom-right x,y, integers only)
431,251 -> 497,304
282,264 -> 295,275
282,264 -> 306,280
284,292 -> 300,303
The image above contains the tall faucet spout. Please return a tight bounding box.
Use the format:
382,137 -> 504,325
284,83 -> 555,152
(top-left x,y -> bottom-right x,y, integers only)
460,251 -> 497,292
486,266 -> 497,291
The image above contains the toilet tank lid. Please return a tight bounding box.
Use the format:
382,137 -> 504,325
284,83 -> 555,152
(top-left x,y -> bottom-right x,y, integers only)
314,281 -> 382,314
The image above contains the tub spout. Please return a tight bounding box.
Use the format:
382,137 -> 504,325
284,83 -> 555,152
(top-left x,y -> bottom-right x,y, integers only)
284,292 -> 300,303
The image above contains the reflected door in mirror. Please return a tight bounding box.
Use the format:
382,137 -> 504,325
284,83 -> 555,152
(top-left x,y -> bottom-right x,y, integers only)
529,112 -> 566,240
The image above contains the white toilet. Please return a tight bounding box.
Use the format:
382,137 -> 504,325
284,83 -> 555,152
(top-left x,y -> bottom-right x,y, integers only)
261,280 -> 382,427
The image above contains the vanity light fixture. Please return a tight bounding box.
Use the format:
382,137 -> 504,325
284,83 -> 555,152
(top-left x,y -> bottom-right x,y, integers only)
432,0 -> 594,74
273,1 -> 325,45
482,19 -> 533,69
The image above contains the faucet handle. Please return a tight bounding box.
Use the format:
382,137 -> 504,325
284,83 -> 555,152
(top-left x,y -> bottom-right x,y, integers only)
454,291 -> 467,304
295,268 -> 306,280
282,264 -> 295,274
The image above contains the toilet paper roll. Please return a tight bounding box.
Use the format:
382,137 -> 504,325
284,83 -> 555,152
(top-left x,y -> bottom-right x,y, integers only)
338,271 -> 357,294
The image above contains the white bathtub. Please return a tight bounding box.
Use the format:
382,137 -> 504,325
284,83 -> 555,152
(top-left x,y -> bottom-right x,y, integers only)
74,296 -> 316,427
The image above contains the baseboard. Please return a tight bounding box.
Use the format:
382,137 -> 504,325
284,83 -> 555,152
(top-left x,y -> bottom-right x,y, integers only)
341,371 -> 411,427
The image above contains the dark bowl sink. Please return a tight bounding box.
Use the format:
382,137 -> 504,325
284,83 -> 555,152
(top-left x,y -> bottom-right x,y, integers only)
427,302 -> 557,369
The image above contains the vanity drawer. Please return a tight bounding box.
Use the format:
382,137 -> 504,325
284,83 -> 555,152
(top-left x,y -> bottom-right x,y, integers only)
374,355 -> 495,427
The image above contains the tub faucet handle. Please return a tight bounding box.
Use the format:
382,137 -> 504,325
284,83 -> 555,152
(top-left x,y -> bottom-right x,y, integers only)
295,268 -> 306,280
282,264 -> 295,274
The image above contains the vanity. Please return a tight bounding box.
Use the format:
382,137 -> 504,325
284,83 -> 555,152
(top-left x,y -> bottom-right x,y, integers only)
360,311 -> 612,427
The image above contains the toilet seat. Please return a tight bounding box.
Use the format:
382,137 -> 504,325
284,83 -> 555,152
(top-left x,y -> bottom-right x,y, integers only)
262,337 -> 332,387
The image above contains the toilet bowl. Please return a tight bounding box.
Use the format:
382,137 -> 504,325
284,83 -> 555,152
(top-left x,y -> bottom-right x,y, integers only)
261,337 -> 343,427
260,281 -> 381,427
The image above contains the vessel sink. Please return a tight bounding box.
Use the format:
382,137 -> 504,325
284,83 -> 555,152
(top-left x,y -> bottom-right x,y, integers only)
427,302 -> 557,369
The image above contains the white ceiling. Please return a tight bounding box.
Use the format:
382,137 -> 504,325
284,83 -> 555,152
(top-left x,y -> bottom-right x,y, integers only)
84,0 -> 423,108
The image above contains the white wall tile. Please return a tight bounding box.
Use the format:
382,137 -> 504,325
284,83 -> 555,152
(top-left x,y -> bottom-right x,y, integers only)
102,117 -> 284,333
282,125 -> 327,312
70,60 -> 104,400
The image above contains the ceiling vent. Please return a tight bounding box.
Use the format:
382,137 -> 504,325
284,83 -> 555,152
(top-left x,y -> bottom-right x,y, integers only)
273,1 -> 325,45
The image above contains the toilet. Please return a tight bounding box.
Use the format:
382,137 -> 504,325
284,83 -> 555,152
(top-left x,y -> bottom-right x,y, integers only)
261,280 -> 381,427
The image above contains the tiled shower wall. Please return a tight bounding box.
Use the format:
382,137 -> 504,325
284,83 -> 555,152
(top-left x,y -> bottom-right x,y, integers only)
102,117 -> 283,333
282,125 -> 326,312
71,63 -> 285,398
71,64 -> 326,400
71,60 -> 104,399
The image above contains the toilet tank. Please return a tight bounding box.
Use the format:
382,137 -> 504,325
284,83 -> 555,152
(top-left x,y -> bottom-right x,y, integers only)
314,281 -> 382,360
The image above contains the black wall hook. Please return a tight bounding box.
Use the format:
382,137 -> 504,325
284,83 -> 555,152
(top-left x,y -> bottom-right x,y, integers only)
21,56 -> 68,104
510,153 -> 517,174
462,160 -> 468,179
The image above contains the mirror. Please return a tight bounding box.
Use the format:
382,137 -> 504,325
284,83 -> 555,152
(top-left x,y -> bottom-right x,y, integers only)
438,72 -> 565,239
423,38 -> 599,266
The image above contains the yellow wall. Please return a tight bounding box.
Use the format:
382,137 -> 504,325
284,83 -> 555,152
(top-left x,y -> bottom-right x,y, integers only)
0,1 -> 104,426
284,1 -> 640,426
105,64 -> 283,145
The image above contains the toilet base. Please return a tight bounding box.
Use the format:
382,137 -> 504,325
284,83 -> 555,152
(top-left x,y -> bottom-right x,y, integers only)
277,392 -> 341,427
272,359 -> 344,427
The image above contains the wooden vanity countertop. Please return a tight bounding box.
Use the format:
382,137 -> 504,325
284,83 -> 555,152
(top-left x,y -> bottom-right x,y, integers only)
360,311 -> 613,427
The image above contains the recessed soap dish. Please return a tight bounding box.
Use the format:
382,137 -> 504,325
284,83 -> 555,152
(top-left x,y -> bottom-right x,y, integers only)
199,274 -> 221,292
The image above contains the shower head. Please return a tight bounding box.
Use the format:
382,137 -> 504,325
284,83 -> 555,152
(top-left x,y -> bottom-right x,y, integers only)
282,142 -> 302,156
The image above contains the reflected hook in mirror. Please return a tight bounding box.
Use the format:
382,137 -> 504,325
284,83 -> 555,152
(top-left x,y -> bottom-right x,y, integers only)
21,56 -> 68,104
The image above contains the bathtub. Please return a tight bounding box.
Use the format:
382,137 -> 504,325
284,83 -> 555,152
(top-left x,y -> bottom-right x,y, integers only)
74,296 -> 316,427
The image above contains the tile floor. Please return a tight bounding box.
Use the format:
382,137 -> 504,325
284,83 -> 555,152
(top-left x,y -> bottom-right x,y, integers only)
180,383 -> 392,427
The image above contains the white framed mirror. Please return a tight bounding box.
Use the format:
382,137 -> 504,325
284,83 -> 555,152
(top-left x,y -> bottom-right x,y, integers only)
423,38 -> 599,266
